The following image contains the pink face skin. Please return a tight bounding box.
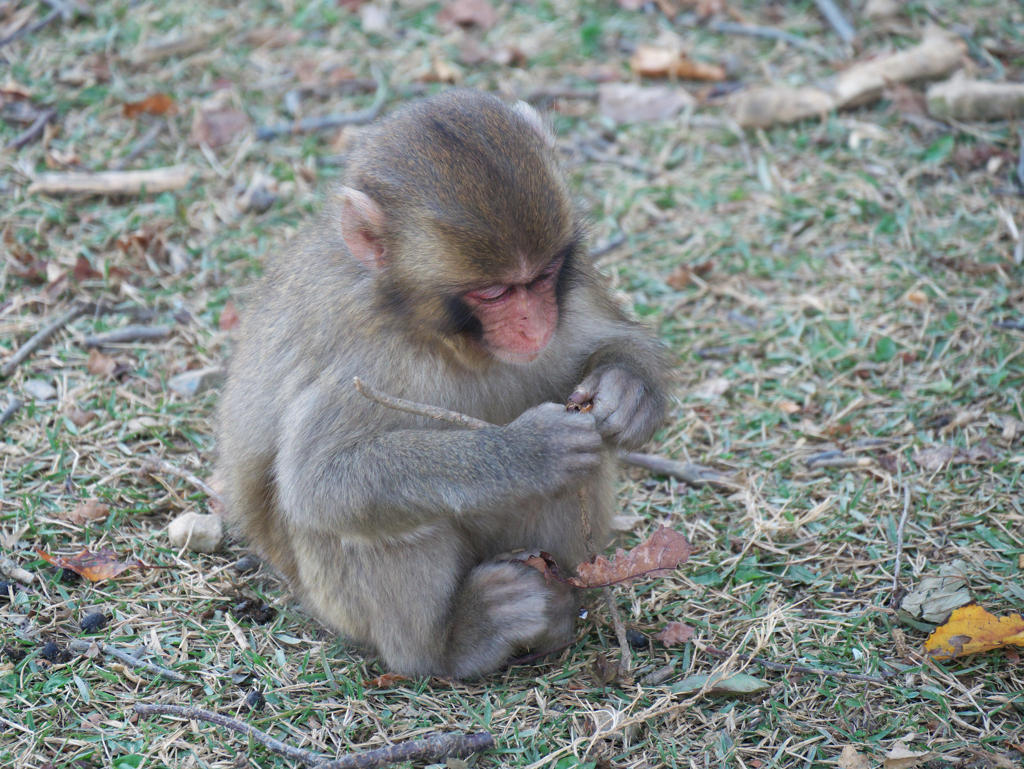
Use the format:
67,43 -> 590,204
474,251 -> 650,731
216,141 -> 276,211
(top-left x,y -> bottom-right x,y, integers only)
461,257 -> 563,365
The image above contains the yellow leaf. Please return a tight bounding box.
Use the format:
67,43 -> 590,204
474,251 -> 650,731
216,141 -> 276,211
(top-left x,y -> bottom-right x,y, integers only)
925,604 -> 1024,660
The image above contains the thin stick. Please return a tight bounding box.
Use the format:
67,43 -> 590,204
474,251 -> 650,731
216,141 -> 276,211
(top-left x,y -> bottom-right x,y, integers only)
812,0 -> 856,43
806,456 -> 873,469
603,585 -> 631,679
140,456 -> 218,500
0,397 -> 23,427
0,555 -> 34,583
588,233 -> 626,259
68,640 -> 190,683
82,325 -> 171,347
1,303 -> 87,378
257,78 -> 388,140
353,377 -> 490,429
5,108 -> 57,150
0,8 -> 60,47
891,482 -> 912,605
702,645 -> 890,684
354,381 -> 734,496
707,21 -> 830,59
619,452 -> 736,490
111,122 -> 164,171
134,704 -> 495,769
28,165 -> 194,196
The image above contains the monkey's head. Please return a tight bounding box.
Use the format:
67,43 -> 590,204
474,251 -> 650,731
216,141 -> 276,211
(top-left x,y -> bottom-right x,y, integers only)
333,89 -> 585,366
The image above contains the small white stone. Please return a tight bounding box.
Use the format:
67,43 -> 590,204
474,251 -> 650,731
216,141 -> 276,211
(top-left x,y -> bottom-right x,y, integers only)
168,366 -> 225,398
24,379 -> 57,401
167,512 -> 224,553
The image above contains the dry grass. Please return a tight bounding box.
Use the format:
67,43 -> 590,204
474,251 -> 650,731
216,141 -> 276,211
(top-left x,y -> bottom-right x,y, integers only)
2,1 -> 1023,768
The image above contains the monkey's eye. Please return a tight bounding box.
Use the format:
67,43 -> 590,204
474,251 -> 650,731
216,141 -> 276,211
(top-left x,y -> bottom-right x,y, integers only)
467,285 -> 511,303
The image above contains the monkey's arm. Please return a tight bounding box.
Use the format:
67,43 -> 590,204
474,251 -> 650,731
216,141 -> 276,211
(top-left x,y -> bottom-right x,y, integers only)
277,396 -> 600,536
572,328 -> 670,451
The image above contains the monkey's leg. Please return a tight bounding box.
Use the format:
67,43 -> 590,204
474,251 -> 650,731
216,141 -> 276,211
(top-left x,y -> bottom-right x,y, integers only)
440,557 -> 578,679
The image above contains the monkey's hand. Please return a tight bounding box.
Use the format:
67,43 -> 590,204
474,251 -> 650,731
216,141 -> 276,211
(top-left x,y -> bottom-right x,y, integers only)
505,403 -> 602,493
570,367 -> 665,450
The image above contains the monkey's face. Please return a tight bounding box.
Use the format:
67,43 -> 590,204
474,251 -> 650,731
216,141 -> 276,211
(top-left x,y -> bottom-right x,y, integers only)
459,254 -> 564,365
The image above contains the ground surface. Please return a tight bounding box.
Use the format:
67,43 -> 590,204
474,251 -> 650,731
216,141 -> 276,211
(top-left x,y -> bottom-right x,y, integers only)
1,1 -> 1023,767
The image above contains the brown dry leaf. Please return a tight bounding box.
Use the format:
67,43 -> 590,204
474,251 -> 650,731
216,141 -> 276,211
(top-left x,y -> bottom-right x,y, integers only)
779,401 -> 802,414
571,526 -> 692,588
914,442 -> 998,471
63,499 -> 111,525
0,79 -> 32,100
366,672 -> 407,687
925,605 -> 1024,660
666,265 -> 692,290
655,622 -> 695,645
67,407 -> 97,427
630,45 -> 726,81
73,256 -> 103,282
35,548 -> 147,582
191,108 -> 250,149
436,0 -> 498,31
838,746 -> 872,769
87,349 -> 118,378
598,83 -> 696,123
219,300 -> 240,331
882,740 -> 935,769
123,93 -> 178,118
885,84 -> 927,116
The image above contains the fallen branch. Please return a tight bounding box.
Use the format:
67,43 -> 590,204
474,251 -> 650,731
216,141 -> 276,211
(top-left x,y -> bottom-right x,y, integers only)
1,303 -> 87,378
82,325 -> 171,347
733,27 -> 966,127
0,397 -> 23,426
28,166 -> 194,196
257,78 -> 388,140
111,122 -> 164,170
134,704 -> 495,769
812,0 -> 856,43
521,86 -> 599,104
701,645 -> 890,683
707,20 -> 830,59
140,456 -> 218,500
132,23 -> 231,64
927,74 -> 1024,121
619,452 -> 736,490
69,640 -> 191,683
5,108 -> 57,151
0,555 -> 34,583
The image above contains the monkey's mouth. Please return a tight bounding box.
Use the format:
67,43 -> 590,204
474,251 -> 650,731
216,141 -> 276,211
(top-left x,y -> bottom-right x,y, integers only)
486,343 -> 549,366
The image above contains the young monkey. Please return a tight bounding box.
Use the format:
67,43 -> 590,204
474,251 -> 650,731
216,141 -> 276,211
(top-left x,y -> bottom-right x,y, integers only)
217,90 -> 670,678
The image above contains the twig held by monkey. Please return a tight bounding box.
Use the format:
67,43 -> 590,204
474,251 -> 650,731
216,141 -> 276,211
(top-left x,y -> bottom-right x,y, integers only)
217,90 -> 670,678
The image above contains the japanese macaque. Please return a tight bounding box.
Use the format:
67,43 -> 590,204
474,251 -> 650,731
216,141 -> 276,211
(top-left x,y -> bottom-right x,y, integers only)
217,90 -> 670,678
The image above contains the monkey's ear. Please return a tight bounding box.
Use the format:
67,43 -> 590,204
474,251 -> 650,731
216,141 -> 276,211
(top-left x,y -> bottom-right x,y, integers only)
336,186 -> 387,269
513,101 -> 556,148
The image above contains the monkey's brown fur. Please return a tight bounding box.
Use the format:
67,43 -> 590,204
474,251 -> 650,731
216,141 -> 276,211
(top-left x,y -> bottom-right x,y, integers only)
217,90 -> 669,678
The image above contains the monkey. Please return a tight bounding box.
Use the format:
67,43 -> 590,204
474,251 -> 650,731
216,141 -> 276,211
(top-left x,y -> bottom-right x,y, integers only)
216,89 -> 670,679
